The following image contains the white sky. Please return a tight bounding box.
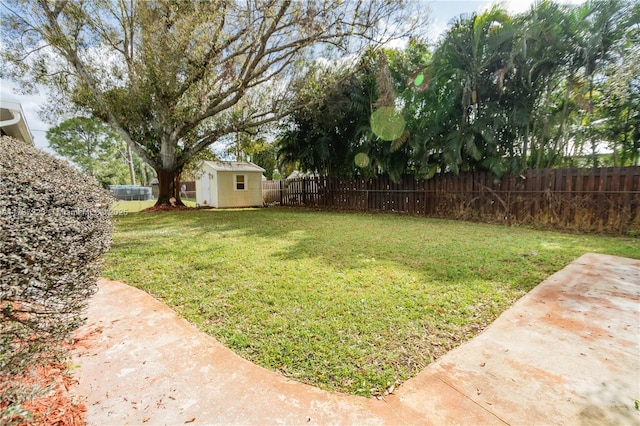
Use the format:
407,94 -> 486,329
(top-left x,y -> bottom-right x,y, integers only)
426,0 -> 587,42
0,0 -> 587,153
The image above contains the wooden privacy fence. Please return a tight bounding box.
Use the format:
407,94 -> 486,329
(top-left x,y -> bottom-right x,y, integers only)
262,167 -> 640,234
262,180 -> 284,205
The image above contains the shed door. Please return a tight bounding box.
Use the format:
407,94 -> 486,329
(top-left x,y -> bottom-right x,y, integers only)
200,174 -> 211,205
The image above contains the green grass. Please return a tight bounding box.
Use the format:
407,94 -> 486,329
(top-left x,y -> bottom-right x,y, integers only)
104,208 -> 639,396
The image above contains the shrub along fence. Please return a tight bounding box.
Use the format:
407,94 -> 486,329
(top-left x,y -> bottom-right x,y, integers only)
263,167 -> 640,234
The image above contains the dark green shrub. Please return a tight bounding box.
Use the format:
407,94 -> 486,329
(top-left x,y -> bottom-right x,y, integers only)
0,136 -> 112,411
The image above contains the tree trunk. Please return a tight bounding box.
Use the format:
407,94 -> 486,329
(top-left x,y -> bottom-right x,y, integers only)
140,163 -> 148,186
522,123 -> 529,170
127,145 -> 136,185
155,168 -> 186,207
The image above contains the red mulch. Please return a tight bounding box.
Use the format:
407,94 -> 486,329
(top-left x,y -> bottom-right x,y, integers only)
1,362 -> 87,426
141,204 -> 214,212
141,204 -> 192,212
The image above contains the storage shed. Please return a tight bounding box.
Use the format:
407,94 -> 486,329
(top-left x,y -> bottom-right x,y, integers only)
195,161 -> 265,208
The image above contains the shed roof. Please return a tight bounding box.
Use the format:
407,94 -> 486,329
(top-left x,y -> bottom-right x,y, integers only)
203,161 -> 266,173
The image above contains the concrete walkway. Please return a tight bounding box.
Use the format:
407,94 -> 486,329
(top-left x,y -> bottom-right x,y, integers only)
71,253 -> 640,425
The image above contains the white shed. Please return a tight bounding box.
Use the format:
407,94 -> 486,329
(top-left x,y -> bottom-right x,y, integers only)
195,161 -> 265,208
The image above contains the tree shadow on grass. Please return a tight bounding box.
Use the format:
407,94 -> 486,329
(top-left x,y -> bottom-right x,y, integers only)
109,207 -> 571,294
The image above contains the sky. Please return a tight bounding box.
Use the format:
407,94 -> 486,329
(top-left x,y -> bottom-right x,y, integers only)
0,0 -> 586,153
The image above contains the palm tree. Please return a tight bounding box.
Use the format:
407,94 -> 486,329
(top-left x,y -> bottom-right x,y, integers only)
509,0 -> 578,169
422,6 -> 515,176
568,0 -> 632,167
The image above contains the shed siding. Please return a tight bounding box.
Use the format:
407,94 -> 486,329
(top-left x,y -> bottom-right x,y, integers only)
195,161 -> 264,208
245,172 -> 263,206
195,177 -> 201,204
210,170 -> 219,207
216,171 -> 262,207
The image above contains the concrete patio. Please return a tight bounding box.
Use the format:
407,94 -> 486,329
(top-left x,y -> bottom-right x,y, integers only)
71,253 -> 640,425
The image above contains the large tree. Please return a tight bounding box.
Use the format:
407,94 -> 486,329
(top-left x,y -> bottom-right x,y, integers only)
1,0 -> 424,205
598,24 -> 640,166
568,0 -> 637,168
277,47 -> 418,181
277,61 -> 372,178
46,116 -> 137,187
420,0 -> 637,174
277,0 -> 638,182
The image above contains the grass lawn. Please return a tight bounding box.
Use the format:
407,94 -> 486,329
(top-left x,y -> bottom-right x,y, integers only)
104,207 -> 639,396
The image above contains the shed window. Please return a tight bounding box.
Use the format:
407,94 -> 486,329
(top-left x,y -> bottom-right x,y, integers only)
235,174 -> 246,190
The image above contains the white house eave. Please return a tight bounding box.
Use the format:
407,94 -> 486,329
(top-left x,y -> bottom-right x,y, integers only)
0,98 -> 34,145
0,111 -> 21,127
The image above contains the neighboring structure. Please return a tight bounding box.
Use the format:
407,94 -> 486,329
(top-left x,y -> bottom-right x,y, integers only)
286,170 -> 317,180
109,185 -> 153,201
195,161 -> 265,208
0,98 -> 34,145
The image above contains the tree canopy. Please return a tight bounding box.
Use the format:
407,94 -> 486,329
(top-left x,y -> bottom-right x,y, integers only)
277,0 -> 640,181
45,116 -> 157,187
1,0 -> 425,204
47,116 -> 128,186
